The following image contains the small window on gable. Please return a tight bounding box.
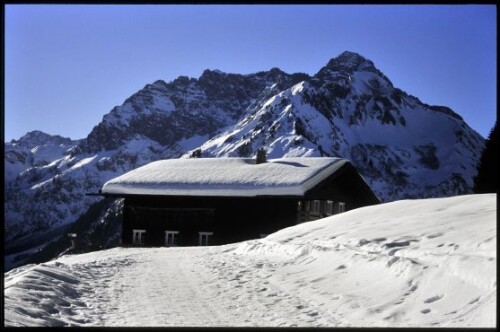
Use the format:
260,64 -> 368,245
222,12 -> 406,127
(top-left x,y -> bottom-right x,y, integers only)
133,229 -> 146,245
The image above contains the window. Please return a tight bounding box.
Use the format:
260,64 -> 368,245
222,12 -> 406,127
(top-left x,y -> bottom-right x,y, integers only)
334,202 -> 346,214
132,229 -> 146,245
165,230 -> 179,247
339,202 -> 345,213
198,232 -> 214,246
312,200 -> 321,214
296,200 -> 309,223
325,200 -> 334,215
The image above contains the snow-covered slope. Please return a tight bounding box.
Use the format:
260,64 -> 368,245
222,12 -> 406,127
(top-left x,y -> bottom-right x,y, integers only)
4,194 -> 496,327
4,130 -> 80,184
4,51 -> 485,270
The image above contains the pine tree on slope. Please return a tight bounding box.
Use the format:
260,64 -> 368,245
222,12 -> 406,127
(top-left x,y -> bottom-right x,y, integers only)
473,121 -> 498,193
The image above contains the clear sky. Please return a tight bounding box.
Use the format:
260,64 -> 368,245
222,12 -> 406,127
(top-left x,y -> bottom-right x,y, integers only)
4,4 -> 497,141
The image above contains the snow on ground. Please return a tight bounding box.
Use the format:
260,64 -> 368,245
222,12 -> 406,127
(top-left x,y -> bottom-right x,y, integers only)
4,194 -> 496,327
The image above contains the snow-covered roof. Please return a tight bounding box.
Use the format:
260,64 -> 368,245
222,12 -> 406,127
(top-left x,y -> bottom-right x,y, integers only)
101,157 -> 349,197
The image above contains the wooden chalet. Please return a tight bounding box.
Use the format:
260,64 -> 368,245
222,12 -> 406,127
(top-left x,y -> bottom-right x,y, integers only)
100,155 -> 380,247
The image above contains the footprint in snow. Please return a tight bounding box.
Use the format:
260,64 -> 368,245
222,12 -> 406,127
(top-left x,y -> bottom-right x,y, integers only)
358,239 -> 370,246
310,276 -> 326,282
386,257 -> 399,267
384,241 -> 411,249
371,237 -> 387,243
424,295 -> 443,303
427,232 -> 444,239
469,297 -> 480,304
421,308 -> 431,314
388,249 -> 400,256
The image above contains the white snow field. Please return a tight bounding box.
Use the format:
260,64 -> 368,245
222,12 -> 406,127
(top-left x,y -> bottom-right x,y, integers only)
4,194 -> 496,327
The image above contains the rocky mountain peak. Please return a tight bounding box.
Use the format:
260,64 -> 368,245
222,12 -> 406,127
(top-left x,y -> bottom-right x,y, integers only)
9,130 -> 73,148
337,50 -> 368,63
199,68 -> 229,81
322,51 -> 374,73
269,67 -> 285,74
150,79 -> 169,89
171,75 -> 194,86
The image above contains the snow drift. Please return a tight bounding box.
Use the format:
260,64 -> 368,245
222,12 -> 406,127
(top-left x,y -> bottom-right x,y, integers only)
4,194 -> 496,327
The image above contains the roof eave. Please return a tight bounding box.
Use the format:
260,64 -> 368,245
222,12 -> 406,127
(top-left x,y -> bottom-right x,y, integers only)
99,192 -> 304,200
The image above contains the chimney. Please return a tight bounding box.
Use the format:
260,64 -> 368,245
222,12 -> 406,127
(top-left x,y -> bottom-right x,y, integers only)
256,148 -> 267,164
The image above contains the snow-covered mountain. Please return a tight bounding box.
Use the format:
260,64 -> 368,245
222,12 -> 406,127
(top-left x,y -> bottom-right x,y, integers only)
5,131 -> 80,183
4,51 -> 485,269
191,52 -> 483,199
4,194 -> 496,327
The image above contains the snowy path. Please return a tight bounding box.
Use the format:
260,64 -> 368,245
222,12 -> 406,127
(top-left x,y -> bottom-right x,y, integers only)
57,246 -> 347,327
37,248 -> 233,327
4,194 -> 496,327
89,249 -> 228,326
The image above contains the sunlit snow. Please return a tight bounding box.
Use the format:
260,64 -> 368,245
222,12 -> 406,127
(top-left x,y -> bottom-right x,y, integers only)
101,157 -> 348,197
4,194 -> 495,327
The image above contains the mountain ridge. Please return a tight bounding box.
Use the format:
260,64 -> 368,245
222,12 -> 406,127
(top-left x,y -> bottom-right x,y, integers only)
4,51 -> 485,270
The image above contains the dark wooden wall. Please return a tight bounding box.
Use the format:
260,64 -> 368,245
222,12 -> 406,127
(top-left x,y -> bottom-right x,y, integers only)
305,163 -> 380,210
123,196 -> 298,246
120,162 -> 380,246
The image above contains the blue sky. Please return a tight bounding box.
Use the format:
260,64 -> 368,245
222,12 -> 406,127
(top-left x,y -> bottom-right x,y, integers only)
4,4 -> 497,141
